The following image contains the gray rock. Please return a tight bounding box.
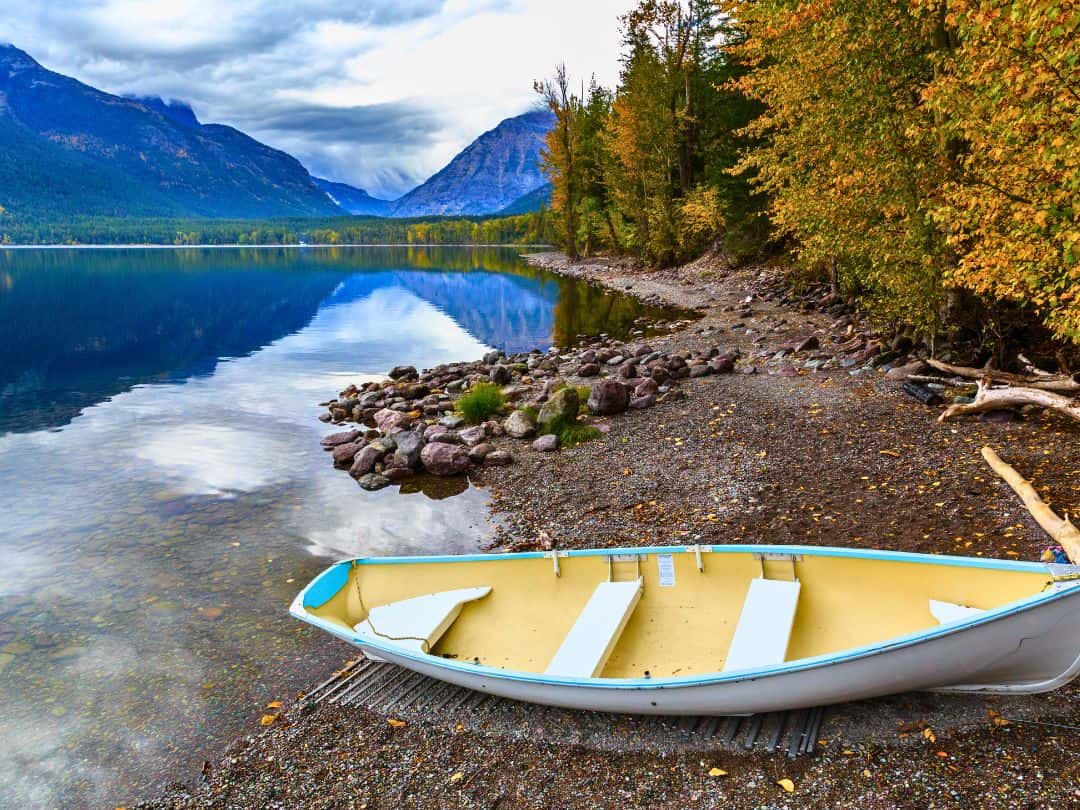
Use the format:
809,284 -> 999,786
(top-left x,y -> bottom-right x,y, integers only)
577,363 -> 602,377
349,445 -> 383,477
458,425 -> 487,447
489,365 -> 513,385
468,442 -> 495,462
537,387 -> 580,426
532,434 -> 559,452
587,379 -> 630,415
504,409 -> 538,439
630,395 -> 655,409
393,431 -> 424,467
796,335 -> 820,352
320,429 -> 362,448
483,350 -> 503,365
420,442 -> 471,475
439,413 -> 466,429
430,431 -> 463,445
357,473 -> 391,491
485,449 -> 514,465
424,424 -> 450,440
331,442 -> 362,468
689,365 -> 712,378
383,467 -> 413,483
373,409 -> 412,434
388,365 -> 418,380
635,378 -> 659,398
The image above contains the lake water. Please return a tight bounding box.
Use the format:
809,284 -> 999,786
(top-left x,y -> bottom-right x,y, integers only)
0,246 -> 676,808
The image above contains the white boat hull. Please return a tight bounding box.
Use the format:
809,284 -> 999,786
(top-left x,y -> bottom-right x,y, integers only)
291,546 -> 1080,715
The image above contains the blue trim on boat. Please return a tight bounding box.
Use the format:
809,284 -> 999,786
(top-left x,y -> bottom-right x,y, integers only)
347,544 -> 1047,573
291,543 -> 1072,690
302,561 -> 351,608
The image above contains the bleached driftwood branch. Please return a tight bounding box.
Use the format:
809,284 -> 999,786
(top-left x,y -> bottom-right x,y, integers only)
938,379 -> 1080,424
981,446 -> 1080,565
927,358 -> 1080,394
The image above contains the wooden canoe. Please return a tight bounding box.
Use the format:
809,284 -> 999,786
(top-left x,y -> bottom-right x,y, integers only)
290,545 -> 1080,715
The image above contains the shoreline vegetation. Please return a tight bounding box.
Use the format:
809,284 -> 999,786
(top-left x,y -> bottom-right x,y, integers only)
140,249 -> 1079,809
0,211 -> 553,248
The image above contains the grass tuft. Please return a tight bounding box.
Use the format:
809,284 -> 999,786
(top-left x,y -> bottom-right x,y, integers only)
539,414 -> 601,447
456,382 -> 505,424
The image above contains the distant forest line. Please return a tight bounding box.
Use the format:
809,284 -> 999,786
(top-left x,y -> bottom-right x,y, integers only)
0,210 -> 554,247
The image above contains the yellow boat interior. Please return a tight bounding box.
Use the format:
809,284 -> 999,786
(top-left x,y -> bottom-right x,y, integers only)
303,549 -> 1052,678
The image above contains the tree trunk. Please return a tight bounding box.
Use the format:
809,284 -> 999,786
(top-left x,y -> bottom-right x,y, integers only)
981,447 -> 1080,564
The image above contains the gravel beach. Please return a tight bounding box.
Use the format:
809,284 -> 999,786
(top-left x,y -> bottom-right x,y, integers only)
140,252 -> 1079,809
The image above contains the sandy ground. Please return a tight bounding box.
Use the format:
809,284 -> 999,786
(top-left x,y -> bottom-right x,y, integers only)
139,252 -> 1079,810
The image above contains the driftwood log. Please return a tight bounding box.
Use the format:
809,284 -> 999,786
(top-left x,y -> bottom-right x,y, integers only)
927,358 -> 1080,394
981,447 -> 1080,564
938,379 -> 1080,424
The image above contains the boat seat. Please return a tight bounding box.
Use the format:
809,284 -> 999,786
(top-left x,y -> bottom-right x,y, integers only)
545,578 -> 643,678
929,599 -> 983,625
722,578 -> 801,672
353,587 -> 491,654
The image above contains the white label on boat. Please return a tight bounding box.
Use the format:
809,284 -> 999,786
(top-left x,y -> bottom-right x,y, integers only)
657,554 -> 676,587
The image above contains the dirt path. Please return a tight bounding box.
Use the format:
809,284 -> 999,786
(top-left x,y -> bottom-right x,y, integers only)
140,252 -> 1079,810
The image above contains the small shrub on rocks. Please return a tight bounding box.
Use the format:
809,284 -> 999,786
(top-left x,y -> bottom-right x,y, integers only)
456,382 -> 505,424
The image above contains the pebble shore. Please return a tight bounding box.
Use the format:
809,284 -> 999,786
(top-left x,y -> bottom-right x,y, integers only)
140,251 -> 1079,809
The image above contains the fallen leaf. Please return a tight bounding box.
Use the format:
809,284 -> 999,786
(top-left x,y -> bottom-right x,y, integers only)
266,700 -> 283,709
259,714 -> 277,726
923,727 -> 937,743
936,751 -> 949,758
988,709 -> 1010,727
862,769 -> 872,778
708,767 -> 728,777
777,778 -> 795,793
450,772 -> 463,783
387,718 -> 407,728
880,449 -> 900,457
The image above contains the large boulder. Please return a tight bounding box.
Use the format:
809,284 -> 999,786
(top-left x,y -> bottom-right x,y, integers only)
373,408 -> 412,434
458,425 -> 487,447
537,387 -> 579,427
331,442 -> 362,468
388,365 -> 418,380
503,409 -> 537,439
349,444 -> 384,478
420,442 -> 471,476
587,379 -> 630,415
320,429 -> 362,448
532,434 -> 559,452
393,430 -> 425,468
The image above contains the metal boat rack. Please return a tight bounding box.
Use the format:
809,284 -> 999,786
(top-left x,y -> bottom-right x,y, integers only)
300,658 -> 827,758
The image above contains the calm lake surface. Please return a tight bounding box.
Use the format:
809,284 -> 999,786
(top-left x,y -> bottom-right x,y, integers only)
0,246 -> 676,808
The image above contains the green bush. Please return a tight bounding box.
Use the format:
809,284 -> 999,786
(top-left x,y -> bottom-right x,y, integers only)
456,382 -> 505,424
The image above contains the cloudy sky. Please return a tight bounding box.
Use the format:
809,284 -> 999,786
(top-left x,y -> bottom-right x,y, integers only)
0,1 -> 635,199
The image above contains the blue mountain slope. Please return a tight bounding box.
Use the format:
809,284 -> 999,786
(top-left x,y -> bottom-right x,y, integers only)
313,178 -> 393,216
390,110 -> 554,217
0,45 -> 343,220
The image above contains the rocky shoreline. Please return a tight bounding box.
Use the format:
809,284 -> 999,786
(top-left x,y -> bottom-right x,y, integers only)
141,251 -> 1078,809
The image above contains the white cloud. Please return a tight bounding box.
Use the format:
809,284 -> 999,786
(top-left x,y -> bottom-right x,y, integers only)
0,0 -> 635,197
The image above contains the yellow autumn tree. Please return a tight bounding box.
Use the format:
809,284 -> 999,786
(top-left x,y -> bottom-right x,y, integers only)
922,0 -> 1079,343
727,0 -> 956,334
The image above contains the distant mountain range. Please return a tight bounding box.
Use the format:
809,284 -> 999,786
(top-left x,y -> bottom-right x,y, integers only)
0,45 -> 553,222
